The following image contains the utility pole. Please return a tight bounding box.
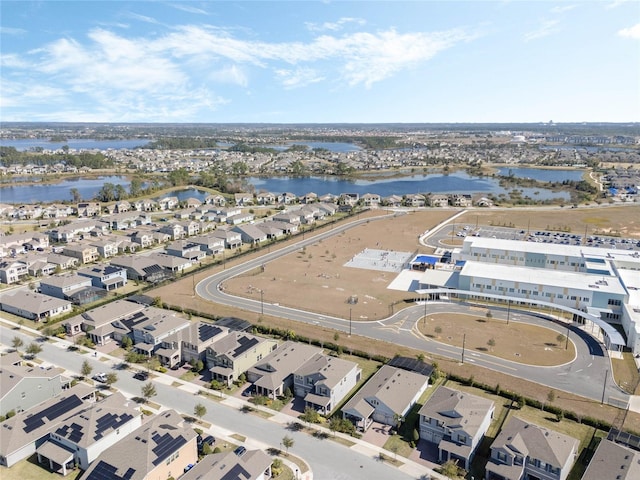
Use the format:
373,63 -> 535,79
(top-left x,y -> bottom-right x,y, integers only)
461,333 -> 466,364
565,326 -> 570,350
507,299 -> 511,325
349,308 -> 352,336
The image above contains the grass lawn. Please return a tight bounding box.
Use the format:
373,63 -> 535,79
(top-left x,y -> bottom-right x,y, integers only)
383,434 -> 415,459
179,370 -> 198,382
8,454 -> 83,480
611,352 -> 640,395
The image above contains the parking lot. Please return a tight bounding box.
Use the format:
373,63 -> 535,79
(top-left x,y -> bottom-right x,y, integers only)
431,224 -> 640,252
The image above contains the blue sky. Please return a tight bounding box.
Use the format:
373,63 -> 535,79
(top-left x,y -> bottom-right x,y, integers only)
1,1 -> 638,123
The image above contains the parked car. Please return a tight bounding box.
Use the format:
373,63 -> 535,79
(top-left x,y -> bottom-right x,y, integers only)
233,446 -> 246,457
93,373 -> 107,383
133,370 -> 149,381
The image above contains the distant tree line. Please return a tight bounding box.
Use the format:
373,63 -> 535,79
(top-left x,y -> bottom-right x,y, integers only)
0,146 -> 113,169
147,137 -> 219,149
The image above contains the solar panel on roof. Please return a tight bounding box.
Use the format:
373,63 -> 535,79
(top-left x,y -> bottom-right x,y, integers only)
198,324 -> 221,342
23,395 -> 83,433
94,413 -> 134,440
151,433 -> 187,466
387,356 -> 434,377
221,463 -> 251,480
232,337 -> 258,357
87,461 -> 136,480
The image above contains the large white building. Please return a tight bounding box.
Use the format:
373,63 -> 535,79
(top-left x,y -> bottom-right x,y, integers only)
418,237 -> 640,354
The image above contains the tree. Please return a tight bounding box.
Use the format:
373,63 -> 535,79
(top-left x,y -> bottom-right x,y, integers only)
147,356 -> 161,372
105,372 -> 118,387
547,389 -> 556,404
434,326 -> 442,337
141,382 -> 157,403
486,310 -> 493,319
25,342 -> 42,357
11,336 -> 23,352
416,353 -> 425,363
300,407 -> 320,425
438,459 -> 464,479
70,187 -> 82,203
81,360 -> 93,379
121,336 -> 133,350
556,333 -> 566,346
487,338 -> 496,351
281,435 -> 294,455
194,403 -> 207,421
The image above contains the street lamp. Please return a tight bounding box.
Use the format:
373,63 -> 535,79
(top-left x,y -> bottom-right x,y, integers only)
260,290 -> 264,315
507,299 -> 511,325
349,307 -> 352,336
461,333 -> 466,364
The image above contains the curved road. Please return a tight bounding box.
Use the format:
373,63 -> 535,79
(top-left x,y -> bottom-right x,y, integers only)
196,214 -> 628,405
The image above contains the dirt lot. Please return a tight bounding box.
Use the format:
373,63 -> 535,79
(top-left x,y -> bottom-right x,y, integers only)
149,206 -> 640,432
418,313 -> 575,366
459,204 -> 640,238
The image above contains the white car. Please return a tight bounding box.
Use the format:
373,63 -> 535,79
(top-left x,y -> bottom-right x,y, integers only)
93,372 -> 107,383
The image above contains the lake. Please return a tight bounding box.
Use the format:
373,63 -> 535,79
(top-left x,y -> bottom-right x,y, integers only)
496,167 -> 585,182
0,138 -> 151,151
0,171 -> 573,204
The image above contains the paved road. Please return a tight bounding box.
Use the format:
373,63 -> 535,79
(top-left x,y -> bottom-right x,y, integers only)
0,324 -> 424,480
196,215 -> 628,405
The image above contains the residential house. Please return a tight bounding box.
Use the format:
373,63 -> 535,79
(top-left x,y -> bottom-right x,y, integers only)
129,231 -> 154,249
157,223 -> 185,240
63,244 -> 99,264
485,417 -> 579,480
189,234 -> 225,256
46,253 -> 79,270
166,240 -> 206,262
301,192 -> 318,204
110,255 -> 170,283
1,290 -> 72,321
256,192 -> 276,205
233,224 -> 268,245
0,357 -> 68,417
206,332 -> 278,386
226,212 -> 254,225
362,193 -> 381,207
157,196 -> 179,210
427,194 -> 449,208
273,212 -> 301,226
210,229 -> 242,249
204,194 -> 226,207
39,274 -> 94,301
76,202 -> 101,217
147,252 -> 193,274
449,194 -> 473,207
172,322 -> 229,365
181,449 -> 272,480
342,365 -> 430,432
293,352 -> 361,414
130,310 -> 190,360
317,202 -> 338,216
383,195 -> 403,207
234,192 -> 254,206
418,386 -> 495,469
89,238 -> 119,258
177,220 -> 201,237
82,409 -> 197,480
256,223 -> 286,240
0,384 -> 96,468
277,192 -> 297,205
247,342 -> 319,399
36,392 -> 141,474
0,261 -> 28,284
582,438 -> 640,480
49,220 -> 101,243
77,264 -> 128,291
78,299 -> 146,345
184,198 -> 202,209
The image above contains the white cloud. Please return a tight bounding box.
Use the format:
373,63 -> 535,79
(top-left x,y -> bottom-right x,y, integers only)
169,3 -> 209,15
210,65 -> 249,87
550,5 -> 576,14
618,23 -> 640,39
305,17 -> 366,32
0,26 -> 27,35
605,0 -> 631,9
275,67 -> 324,88
524,19 -> 560,41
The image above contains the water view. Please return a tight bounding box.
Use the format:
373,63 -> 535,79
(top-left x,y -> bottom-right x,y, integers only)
0,138 -> 151,151
0,171 -> 572,204
495,167 -> 585,182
